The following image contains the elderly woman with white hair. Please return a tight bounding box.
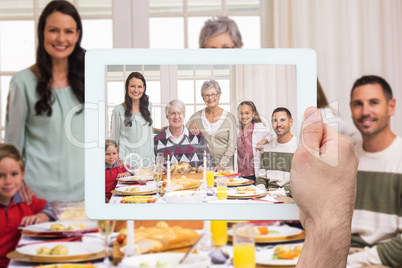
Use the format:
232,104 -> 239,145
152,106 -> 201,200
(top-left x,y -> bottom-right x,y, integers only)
154,99 -> 210,167
187,80 -> 237,172
199,16 -> 243,49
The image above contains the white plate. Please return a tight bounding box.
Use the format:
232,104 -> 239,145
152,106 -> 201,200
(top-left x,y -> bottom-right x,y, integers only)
228,225 -> 303,239
24,221 -> 97,234
118,176 -> 153,182
17,242 -> 103,258
227,187 -> 264,197
255,243 -> 303,266
114,185 -> 156,193
164,190 -> 206,203
121,253 -> 210,268
227,177 -> 249,184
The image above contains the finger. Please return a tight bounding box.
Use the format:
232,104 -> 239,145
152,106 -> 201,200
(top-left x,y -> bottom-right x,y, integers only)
299,107 -> 324,156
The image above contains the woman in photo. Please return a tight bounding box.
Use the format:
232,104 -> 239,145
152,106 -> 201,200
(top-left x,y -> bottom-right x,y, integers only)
110,72 -> 156,167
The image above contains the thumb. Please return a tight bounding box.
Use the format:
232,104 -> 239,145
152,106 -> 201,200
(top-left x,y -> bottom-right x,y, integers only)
300,107 -> 324,157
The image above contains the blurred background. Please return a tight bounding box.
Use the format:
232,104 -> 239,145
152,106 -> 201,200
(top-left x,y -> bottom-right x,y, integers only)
1,0 -> 401,141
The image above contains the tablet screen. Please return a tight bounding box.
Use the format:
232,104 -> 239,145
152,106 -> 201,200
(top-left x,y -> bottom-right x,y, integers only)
85,49 -> 316,220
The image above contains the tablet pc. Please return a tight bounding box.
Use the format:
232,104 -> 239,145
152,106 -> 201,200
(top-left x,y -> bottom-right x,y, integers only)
84,49 -> 316,220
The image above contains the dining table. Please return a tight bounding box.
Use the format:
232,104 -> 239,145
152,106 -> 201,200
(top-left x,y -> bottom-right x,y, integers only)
8,220 -> 305,268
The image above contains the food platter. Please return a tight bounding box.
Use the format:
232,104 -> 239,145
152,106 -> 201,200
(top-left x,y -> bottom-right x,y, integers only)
23,221 -> 98,235
225,177 -> 253,186
112,185 -> 157,196
228,226 -> 304,243
255,243 -> 303,267
117,176 -> 153,184
12,242 -> 104,263
227,187 -> 266,199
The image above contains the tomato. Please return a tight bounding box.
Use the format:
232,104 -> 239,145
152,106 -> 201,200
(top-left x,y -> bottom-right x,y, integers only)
116,233 -> 126,244
147,198 -> 157,203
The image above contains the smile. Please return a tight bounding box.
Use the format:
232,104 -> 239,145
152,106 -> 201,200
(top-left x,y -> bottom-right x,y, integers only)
53,45 -> 68,51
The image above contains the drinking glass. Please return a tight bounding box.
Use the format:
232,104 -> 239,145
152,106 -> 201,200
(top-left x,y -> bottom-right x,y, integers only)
233,223 -> 255,268
97,220 -> 116,266
211,220 -> 228,246
154,154 -> 164,195
216,176 -> 227,200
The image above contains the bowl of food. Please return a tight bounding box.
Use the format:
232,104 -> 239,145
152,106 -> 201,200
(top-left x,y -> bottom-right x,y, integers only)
121,253 -> 210,268
163,190 -> 205,203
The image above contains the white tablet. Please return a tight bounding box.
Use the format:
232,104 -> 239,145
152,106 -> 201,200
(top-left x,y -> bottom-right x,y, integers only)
85,49 -> 316,220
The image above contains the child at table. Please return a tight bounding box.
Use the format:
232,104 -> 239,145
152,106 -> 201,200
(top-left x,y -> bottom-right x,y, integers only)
0,143 -> 56,267
105,139 -> 132,203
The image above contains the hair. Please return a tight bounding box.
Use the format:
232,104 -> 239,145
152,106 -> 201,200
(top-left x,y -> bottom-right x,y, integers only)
317,79 -> 329,108
165,99 -> 186,116
272,107 -> 292,119
123,72 -> 152,127
201,80 -> 222,97
35,0 -> 85,116
105,139 -> 119,152
237,101 -> 262,124
351,75 -> 393,101
0,143 -> 25,172
199,16 -> 243,48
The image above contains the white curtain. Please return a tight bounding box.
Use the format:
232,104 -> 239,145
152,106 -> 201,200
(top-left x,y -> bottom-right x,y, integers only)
264,0 -> 402,137
232,65 -> 297,135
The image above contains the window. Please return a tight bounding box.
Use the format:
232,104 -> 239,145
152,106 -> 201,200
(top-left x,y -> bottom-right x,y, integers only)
149,0 -> 261,48
0,0 -> 113,141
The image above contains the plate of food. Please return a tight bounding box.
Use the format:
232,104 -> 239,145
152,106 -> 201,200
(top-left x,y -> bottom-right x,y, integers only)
160,176 -> 202,195
227,186 -> 266,199
225,177 -> 253,186
117,176 -> 154,184
122,253 -> 210,268
255,243 -> 303,267
120,196 -> 157,203
15,242 -> 104,262
164,190 -> 205,203
24,221 -> 98,235
214,171 -> 240,178
228,225 -> 304,243
112,185 -> 157,196
33,264 -> 96,268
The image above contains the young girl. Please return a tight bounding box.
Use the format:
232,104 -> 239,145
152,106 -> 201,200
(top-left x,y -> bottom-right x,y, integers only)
0,143 -> 56,267
236,101 -> 273,183
105,139 -> 131,202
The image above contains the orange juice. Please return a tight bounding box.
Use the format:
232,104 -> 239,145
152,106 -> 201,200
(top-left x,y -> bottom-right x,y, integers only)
206,171 -> 214,187
217,186 -> 227,200
210,221 -> 228,246
233,243 -> 255,268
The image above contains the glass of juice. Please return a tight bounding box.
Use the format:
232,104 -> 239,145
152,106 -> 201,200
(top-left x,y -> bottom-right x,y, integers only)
206,167 -> 215,188
216,176 -> 227,200
233,223 -> 255,268
211,220 -> 228,246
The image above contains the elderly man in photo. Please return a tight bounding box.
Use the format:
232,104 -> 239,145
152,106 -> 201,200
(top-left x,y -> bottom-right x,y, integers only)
255,107 -> 297,198
348,75 -> 402,267
154,99 -> 210,167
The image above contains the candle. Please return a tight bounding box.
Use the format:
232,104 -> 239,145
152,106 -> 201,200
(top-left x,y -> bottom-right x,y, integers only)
125,221 -> 135,256
166,155 -> 171,192
203,151 -> 207,187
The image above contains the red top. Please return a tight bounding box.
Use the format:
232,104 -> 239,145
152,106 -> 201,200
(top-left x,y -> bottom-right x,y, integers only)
0,193 -> 56,267
105,163 -> 128,199
237,123 -> 255,177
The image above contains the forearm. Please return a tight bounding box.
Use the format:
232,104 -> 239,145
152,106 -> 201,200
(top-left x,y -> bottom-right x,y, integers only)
297,221 -> 351,268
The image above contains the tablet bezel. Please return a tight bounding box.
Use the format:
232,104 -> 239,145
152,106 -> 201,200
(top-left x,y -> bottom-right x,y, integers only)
85,49 -> 316,220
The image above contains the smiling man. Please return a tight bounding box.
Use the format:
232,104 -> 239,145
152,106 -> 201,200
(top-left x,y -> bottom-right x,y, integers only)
255,107 -> 297,197
348,75 -> 402,267
154,99 -> 210,168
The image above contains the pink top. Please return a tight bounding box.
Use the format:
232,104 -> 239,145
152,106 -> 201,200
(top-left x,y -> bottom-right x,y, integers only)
237,122 -> 255,177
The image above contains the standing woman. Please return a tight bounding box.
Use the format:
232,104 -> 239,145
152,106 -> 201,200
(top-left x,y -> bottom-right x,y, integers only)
188,80 -> 237,171
110,72 -> 156,167
5,0 -> 85,202
236,101 -> 272,183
